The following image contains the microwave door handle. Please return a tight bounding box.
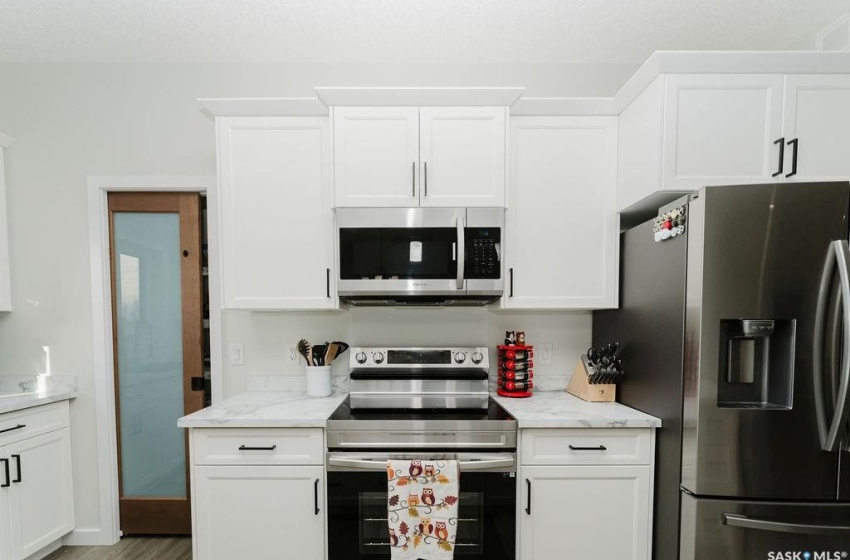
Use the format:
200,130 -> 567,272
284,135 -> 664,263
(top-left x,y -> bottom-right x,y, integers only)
456,217 -> 465,290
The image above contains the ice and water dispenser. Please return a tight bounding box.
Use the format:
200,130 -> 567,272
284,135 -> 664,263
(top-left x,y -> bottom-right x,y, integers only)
718,319 -> 796,409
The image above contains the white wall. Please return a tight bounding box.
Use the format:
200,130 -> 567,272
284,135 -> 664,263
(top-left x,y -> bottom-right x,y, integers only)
0,61 -> 636,541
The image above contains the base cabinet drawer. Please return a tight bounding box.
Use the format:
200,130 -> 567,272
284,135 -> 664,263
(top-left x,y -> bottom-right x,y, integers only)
0,402 -> 70,448
521,428 -> 651,465
192,465 -> 324,560
520,465 -> 651,560
192,428 -> 323,466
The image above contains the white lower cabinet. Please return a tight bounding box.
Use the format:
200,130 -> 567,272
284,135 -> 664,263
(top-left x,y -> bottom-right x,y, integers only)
0,402 -> 75,560
193,465 -> 324,560
520,465 -> 650,560
189,427 -> 325,560
518,428 -> 653,560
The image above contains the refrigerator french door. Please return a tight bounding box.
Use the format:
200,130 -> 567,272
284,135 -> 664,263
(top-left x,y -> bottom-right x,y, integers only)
595,182 -> 850,560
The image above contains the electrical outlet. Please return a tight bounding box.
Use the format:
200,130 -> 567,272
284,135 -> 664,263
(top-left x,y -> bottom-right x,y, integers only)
229,343 -> 244,366
285,344 -> 298,365
539,343 -> 553,365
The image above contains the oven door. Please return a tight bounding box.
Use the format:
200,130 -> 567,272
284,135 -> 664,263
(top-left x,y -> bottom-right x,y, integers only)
326,452 -> 516,560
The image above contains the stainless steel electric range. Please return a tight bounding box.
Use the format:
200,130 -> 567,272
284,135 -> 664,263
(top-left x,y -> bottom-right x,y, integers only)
326,347 -> 517,560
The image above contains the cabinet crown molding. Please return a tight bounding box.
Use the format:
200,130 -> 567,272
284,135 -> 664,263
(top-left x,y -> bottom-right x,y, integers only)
197,98 -> 328,118
0,131 -> 15,148
315,87 -> 525,107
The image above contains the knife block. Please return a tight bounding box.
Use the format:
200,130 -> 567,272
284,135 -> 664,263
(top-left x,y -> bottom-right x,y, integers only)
566,355 -> 616,402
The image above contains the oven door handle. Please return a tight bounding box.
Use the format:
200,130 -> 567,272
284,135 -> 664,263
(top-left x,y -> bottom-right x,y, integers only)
328,457 -> 515,471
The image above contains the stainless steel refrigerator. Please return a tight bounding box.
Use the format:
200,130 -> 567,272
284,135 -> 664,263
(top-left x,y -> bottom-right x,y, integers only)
594,182 -> 850,560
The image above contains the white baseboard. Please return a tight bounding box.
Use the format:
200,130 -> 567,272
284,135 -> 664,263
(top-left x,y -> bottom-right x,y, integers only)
63,527 -> 120,546
23,541 -> 61,560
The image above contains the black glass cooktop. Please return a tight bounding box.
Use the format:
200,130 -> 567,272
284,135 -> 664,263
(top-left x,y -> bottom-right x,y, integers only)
328,397 -> 513,422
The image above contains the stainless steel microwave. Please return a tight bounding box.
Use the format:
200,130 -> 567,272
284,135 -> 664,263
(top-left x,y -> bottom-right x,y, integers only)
336,208 -> 504,306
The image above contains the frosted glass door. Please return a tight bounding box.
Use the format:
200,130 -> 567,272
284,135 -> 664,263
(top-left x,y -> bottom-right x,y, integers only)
109,192 -> 203,534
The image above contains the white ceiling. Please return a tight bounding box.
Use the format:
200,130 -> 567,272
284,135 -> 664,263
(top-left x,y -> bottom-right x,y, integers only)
1,0 -> 848,64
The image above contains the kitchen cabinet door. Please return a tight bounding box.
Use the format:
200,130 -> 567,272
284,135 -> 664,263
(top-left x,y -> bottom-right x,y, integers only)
661,74 -> 784,191
0,135 -> 13,312
333,107 -> 420,207
419,107 -> 506,207
218,117 -> 336,310
781,75 -> 850,181
520,465 -> 651,560
503,117 -> 618,309
192,465 -> 324,560
4,428 -> 75,560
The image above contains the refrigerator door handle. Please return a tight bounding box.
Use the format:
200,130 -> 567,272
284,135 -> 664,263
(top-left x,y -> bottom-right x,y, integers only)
722,513 -> 850,536
815,240 -> 850,451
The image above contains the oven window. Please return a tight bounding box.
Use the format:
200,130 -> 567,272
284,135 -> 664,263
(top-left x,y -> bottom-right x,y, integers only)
328,472 -> 515,560
339,228 -> 457,280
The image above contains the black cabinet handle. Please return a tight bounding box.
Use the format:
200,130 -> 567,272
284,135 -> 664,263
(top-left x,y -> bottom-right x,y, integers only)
569,445 -> 608,451
11,455 -> 20,483
238,445 -> 277,451
785,138 -> 798,178
1,459 -> 8,488
424,162 -> 428,197
772,137 -> 785,177
314,478 -> 320,515
412,162 -> 416,197
509,268 -> 514,298
326,268 -> 331,299
525,478 -> 531,514
0,424 -> 25,435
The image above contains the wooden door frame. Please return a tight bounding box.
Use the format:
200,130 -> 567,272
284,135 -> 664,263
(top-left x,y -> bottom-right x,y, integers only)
83,176 -> 219,545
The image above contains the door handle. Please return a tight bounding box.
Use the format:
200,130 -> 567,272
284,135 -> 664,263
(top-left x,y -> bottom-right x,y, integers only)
11,455 -> 20,483
568,445 -> 608,451
814,240 -> 850,451
509,268 -> 514,298
456,216 -> 465,290
238,445 -> 277,451
722,513 -> 850,535
314,478 -> 320,515
1,459 -> 8,488
0,424 -> 25,435
785,138 -> 798,178
772,137 -> 785,177
525,478 -> 531,515
412,162 -> 416,197
326,268 -> 331,299
424,162 -> 428,197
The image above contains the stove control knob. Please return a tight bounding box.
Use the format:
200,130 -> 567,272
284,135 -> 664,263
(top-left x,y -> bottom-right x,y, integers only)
454,351 -> 467,364
372,352 -> 385,364
471,351 -> 484,364
355,351 -> 367,364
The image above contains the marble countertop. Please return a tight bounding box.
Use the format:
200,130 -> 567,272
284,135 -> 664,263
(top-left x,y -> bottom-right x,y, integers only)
178,389 -> 659,429
178,391 -> 348,428
0,376 -> 78,415
493,392 -> 661,428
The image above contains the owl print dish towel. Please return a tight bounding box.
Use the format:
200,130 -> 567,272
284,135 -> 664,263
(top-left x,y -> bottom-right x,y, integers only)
387,459 -> 459,560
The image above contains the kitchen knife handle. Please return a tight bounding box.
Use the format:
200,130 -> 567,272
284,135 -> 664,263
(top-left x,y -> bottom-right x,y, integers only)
314,478 -> 320,515
785,138 -> 798,178
722,513 -> 850,535
11,455 -> 20,483
509,268 -> 514,298
772,137 -> 785,177
0,459 -> 8,488
525,478 -> 531,515
568,445 -> 608,451
238,445 -> 277,451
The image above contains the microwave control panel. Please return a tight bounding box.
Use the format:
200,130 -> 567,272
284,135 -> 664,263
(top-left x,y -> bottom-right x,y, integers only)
466,228 -> 501,279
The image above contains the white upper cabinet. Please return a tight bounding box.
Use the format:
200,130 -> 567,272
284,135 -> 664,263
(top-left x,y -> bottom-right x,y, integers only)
0,132 -> 13,312
618,71 -> 850,212
217,117 -> 337,310
503,116 -> 618,310
781,75 -> 850,181
332,107 -> 420,207
333,107 -> 506,207
419,107 -> 506,207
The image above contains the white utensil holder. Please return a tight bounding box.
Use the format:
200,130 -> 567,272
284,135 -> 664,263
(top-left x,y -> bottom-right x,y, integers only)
305,365 -> 332,397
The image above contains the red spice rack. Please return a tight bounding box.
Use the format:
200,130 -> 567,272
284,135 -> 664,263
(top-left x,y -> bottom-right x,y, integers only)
496,345 -> 534,398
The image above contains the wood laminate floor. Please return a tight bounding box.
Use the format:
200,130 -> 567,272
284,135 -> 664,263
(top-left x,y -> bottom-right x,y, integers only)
44,537 -> 192,560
